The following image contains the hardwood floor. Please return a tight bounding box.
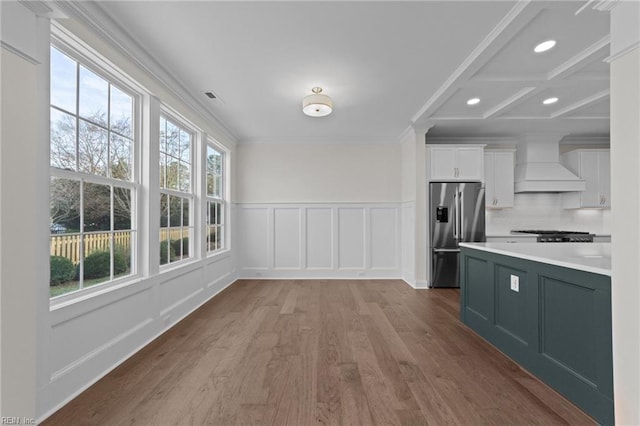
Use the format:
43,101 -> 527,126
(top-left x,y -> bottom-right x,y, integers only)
43,279 -> 595,425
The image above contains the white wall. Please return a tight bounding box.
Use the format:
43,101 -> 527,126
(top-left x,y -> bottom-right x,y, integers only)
236,143 -> 403,279
486,193 -> 611,235
610,2 -> 640,423
236,143 -> 401,203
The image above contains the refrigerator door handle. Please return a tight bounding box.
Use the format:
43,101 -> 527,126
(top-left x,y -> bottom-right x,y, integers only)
433,248 -> 461,253
453,192 -> 458,240
459,191 -> 464,241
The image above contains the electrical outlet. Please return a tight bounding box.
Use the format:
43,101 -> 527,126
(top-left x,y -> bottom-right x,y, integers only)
510,275 -> 519,292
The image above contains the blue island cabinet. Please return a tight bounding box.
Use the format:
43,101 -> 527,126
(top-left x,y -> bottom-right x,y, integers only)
460,246 -> 613,425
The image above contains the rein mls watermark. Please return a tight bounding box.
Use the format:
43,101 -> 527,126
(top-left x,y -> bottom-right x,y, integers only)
1,418 -> 35,425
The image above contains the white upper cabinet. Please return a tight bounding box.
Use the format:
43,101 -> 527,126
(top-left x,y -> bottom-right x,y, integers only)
427,145 -> 485,181
485,149 -> 515,209
562,149 -> 610,208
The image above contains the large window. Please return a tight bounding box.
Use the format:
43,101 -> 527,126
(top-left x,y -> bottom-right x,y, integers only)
206,143 -> 225,253
49,46 -> 137,298
159,115 -> 193,265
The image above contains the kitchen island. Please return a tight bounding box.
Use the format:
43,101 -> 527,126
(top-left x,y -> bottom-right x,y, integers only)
459,242 -> 613,425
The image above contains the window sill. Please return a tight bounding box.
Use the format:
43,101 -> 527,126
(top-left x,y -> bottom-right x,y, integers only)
50,275 -> 144,311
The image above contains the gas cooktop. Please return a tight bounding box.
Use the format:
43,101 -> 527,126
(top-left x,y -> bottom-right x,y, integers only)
511,230 -> 593,242
511,230 -> 591,235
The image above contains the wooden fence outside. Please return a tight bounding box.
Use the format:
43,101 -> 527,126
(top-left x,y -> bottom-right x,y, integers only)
50,228 -> 185,264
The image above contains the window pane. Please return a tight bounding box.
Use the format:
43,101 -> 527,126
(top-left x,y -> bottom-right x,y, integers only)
166,121 -> 179,157
110,134 -> 131,181
160,230 -> 172,265
182,198 -> 190,227
179,162 -> 190,192
207,225 -> 216,252
160,193 -> 168,228
50,108 -> 77,170
50,237 -> 80,297
166,158 -> 179,190
83,182 -> 111,232
78,120 -> 108,176
110,85 -> 133,137
50,177 -> 80,234
51,47 -> 77,113
177,227 -> 191,260
207,173 -> 214,196
169,196 -> 182,227
180,130 -> 190,162
113,187 -> 132,230
83,234 -> 111,286
79,65 -> 108,126
214,175 -> 222,198
114,231 -> 132,278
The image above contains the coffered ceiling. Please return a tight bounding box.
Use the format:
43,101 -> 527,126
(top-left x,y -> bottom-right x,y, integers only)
63,1 -> 611,143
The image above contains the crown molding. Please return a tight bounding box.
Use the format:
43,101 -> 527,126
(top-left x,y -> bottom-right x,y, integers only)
52,1 -> 238,144
0,40 -> 40,64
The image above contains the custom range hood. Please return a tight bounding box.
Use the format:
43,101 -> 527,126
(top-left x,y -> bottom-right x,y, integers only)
515,135 -> 585,193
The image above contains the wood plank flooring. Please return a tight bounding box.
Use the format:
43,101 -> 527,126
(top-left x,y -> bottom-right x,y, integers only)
43,279 -> 595,425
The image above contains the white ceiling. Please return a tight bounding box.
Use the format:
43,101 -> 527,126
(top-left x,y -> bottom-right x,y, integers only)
77,1 -> 610,144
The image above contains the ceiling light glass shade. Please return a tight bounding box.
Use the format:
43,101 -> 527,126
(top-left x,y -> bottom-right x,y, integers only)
467,97 -> 480,105
543,97 -> 559,105
303,87 -> 333,117
534,40 -> 556,53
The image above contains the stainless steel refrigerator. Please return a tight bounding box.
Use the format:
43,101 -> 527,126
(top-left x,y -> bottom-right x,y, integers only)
429,182 -> 486,288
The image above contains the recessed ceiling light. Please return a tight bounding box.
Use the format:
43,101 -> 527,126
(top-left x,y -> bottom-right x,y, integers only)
543,97 -> 558,105
467,98 -> 480,106
534,40 -> 556,53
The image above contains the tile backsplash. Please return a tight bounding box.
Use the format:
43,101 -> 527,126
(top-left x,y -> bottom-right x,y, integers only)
486,193 -> 610,235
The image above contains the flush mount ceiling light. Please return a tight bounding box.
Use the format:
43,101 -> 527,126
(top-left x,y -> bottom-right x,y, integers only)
302,87 -> 333,117
534,40 -> 557,53
466,97 -> 480,106
543,97 -> 559,105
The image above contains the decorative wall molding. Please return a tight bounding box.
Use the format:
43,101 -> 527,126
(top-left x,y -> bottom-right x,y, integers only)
236,203 -> 402,279
40,253 -> 236,422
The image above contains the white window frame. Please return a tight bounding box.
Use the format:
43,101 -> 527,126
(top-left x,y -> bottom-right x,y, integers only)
158,111 -> 197,269
49,27 -> 143,304
205,139 -> 228,255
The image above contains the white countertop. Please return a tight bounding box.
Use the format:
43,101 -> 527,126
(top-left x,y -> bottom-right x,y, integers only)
459,242 -> 611,276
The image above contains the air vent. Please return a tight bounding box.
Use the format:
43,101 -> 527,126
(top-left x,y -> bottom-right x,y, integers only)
204,91 -> 217,99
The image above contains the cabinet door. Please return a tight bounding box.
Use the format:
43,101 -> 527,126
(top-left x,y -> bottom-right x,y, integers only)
493,152 -> 514,208
457,147 -> 484,180
484,153 -> 495,207
429,147 -> 456,180
598,151 -> 610,207
579,151 -> 600,207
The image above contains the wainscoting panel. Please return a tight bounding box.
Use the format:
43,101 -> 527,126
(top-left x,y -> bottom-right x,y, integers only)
306,208 -> 333,270
274,208 -> 301,269
236,203 -> 401,278
338,208 -> 366,270
237,207 -> 269,270
370,207 -> 398,270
